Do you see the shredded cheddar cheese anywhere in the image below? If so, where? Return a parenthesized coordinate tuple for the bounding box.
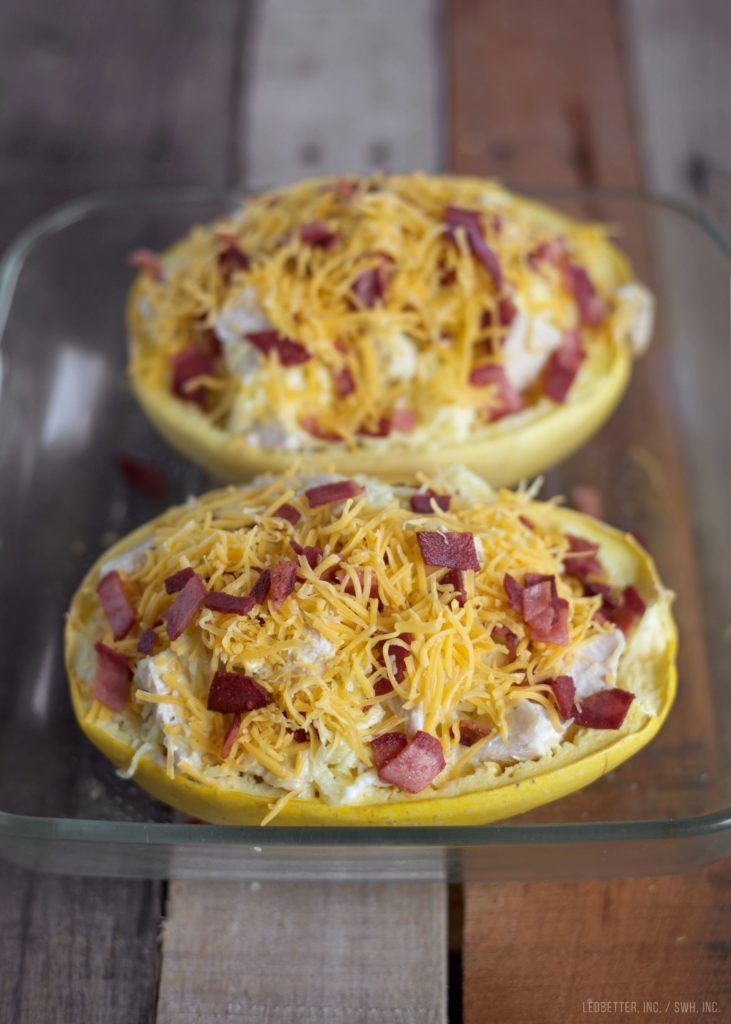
(70, 468, 623, 820)
(129, 174, 629, 449)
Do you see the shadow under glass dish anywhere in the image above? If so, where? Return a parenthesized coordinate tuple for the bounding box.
(0, 187, 729, 880)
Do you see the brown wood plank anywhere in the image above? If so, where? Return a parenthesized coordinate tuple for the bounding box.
(155, 880, 447, 1024)
(447, 1, 730, 1021)
(463, 860, 731, 1024)
(0, 2, 250, 1021)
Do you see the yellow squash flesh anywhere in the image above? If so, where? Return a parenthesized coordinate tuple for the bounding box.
(65, 505, 676, 827)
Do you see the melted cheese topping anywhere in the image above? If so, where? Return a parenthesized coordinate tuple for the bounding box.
(72, 467, 625, 816)
(129, 174, 639, 450)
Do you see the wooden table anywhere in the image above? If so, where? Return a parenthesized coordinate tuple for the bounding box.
(1, 2, 730, 1021)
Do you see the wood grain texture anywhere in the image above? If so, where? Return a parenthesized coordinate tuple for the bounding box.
(242, 0, 442, 190)
(155, 881, 447, 1024)
(464, 862, 731, 1024)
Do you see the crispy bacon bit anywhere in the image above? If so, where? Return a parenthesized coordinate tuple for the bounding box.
(459, 720, 491, 747)
(481, 296, 517, 329)
(468, 364, 524, 420)
(207, 671, 272, 714)
(92, 642, 131, 711)
(337, 568, 379, 601)
(528, 236, 568, 269)
(249, 569, 272, 607)
(292, 728, 309, 743)
(371, 732, 409, 770)
(97, 571, 136, 640)
(305, 479, 364, 507)
(269, 560, 298, 610)
(299, 415, 342, 442)
(491, 624, 519, 660)
(417, 532, 479, 571)
(274, 502, 301, 525)
(171, 345, 216, 407)
(563, 533, 602, 580)
(290, 540, 325, 571)
(544, 329, 585, 403)
(128, 249, 163, 281)
(333, 367, 356, 397)
(380, 633, 413, 684)
(571, 484, 604, 520)
(444, 206, 503, 289)
(357, 416, 391, 438)
(165, 568, 197, 594)
(441, 568, 466, 606)
(164, 574, 207, 641)
(519, 515, 534, 531)
(137, 628, 156, 655)
(199, 328, 223, 359)
(390, 408, 417, 432)
(504, 573, 569, 645)
(117, 455, 165, 496)
(300, 220, 339, 250)
(351, 258, 391, 308)
(545, 676, 576, 721)
(217, 238, 250, 280)
(246, 330, 311, 366)
(373, 679, 393, 697)
(221, 714, 242, 758)
(564, 263, 606, 326)
(377, 731, 446, 793)
(573, 688, 634, 729)
(204, 592, 252, 615)
(410, 490, 451, 514)
(607, 586, 646, 636)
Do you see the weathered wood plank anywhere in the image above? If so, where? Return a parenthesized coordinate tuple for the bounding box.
(242, 0, 442, 190)
(155, 881, 447, 1024)
(464, 861, 731, 1024)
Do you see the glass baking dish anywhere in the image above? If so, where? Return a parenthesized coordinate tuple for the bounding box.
(1, 187, 730, 881)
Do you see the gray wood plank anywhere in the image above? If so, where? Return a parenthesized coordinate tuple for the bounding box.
(156, 881, 447, 1024)
(241, 0, 442, 190)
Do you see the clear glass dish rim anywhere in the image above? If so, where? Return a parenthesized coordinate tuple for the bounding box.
(1, 183, 729, 849)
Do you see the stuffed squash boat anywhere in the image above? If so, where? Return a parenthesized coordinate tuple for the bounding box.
(128, 174, 654, 485)
(65, 467, 676, 826)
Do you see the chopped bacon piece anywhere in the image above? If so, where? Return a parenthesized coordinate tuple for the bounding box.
(246, 330, 311, 366)
(299, 415, 342, 442)
(410, 490, 451, 514)
(273, 502, 301, 525)
(571, 484, 604, 520)
(92, 642, 131, 711)
(164, 574, 207, 641)
(291, 728, 309, 743)
(564, 263, 606, 326)
(249, 569, 272, 607)
(337, 568, 379, 601)
(380, 633, 413, 684)
(480, 296, 517, 329)
(305, 479, 364, 507)
(544, 675, 576, 721)
(351, 258, 391, 308)
(468, 364, 524, 420)
(377, 731, 446, 793)
(207, 671, 272, 713)
(357, 416, 391, 438)
(491, 624, 519, 660)
(373, 679, 393, 697)
(417, 531, 479, 571)
(519, 515, 535, 531)
(503, 574, 524, 612)
(606, 585, 646, 636)
(528, 237, 568, 269)
(117, 455, 165, 496)
(441, 568, 466, 606)
(137, 628, 156, 655)
(573, 688, 634, 729)
(459, 720, 491, 747)
(165, 568, 197, 594)
(128, 248, 163, 281)
(290, 540, 325, 571)
(334, 178, 359, 200)
(563, 533, 602, 580)
(371, 732, 409, 770)
(444, 206, 503, 289)
(96, 571, 136, 640)
(199, 328, 223, 359)
(333, 366, 356, 397)
(221, 714, 242, 758)
(544, 329, 585, 403)
(269, 560, 298, 610)
(522, 574, 569, 645)
(217, 241, 250, 280)
(390, 408, 417, 432)
(171, 345, 216, 407)
(300, 220, 339, 250)
(204, 592, 253, 615)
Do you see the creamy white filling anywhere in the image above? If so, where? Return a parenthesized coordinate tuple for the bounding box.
(216, 288, 270, 377)
(134, 651, 201, 770)
(502, 310, 562, 392)
(374, 330, 418, 381)
(99, 538, 153, 578)
(614, 282, 655, 355)
(473, 701, 565, 763)
(569, 628, 625, 699)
